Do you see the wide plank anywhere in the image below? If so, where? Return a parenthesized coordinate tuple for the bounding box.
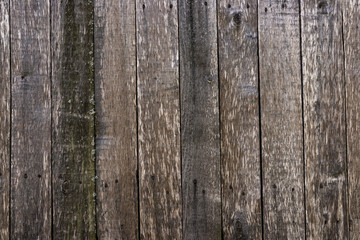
(136, 0, 182, 239)
(51, 0, 96, 238)
(10, 0, 51, 238)
(258, 0, 305, 238)
(218, 0, 262, 239)
(301, 0, 348, 239)
(179, 0, 221, 239)
(94, 0, 138, 238)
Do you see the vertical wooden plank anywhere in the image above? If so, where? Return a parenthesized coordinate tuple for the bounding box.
(94, 0, 138, 239)
(10, 0, 51, 238)
(301, 1, 348, 239)
(344, 0, 360, 237)
(0, 0, 10, 238)
(136, 0, 182, 239)
(218, 0, 262, 239)
(179, 0, 221, 239)
(51, 0, 96, 238)
(258, 0, 305, 239)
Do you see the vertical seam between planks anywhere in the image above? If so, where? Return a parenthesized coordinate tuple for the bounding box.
(298, 0, 307, 239)
(92, 0, 98, 238)
(215, 0, 223, 238)
(134, 0, 141, 239)
(340, 6, 350, 236)
(176, 0, 182, 237)
(8, 0, 11, 238)
(256, 1, 264, 239)
(49, 0, 53, 238)
(177, 0, 184, 237)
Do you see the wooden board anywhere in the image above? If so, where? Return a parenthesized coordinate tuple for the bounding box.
(94, 0, 138, 239)
(0, 0, 10, 238)
(344, 1, 360, 237)
(179, 0, 221, 239)
(10, 0, 51, 238)
(218, 0, 262, 239)
(258, 0, 305, 238)
(301, 1, 348, 239)
(51, 0, 96, 238)
(136, 0, 182, 239)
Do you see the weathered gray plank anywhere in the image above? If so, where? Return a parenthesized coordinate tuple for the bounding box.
(218, 0, 262, 239)
(344, 1, 360, 237)
(10, 0, 51, 238)
(258, 0, 305, 238)
(301, 1, 348, 239)
(0, 0, 10, 238)
(94, 0, 138, 239)
(136, 0, 182, 239)
(51, 0, 96, 238)
(179, 0, 221, 239)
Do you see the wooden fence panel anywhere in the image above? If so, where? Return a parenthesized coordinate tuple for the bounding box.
(94, 0, 138, 239)
(51, 0, 96, 238)
(10, 0, 51, 238)
(179, 0, 221, 239)
(0, 0, 10, 238)
(258, 0, 305, 239)
(301, 1, 348, 239)
(344, 0, 360, 237)
(218, 0, 262, 239)
(136, 0, 182, 239)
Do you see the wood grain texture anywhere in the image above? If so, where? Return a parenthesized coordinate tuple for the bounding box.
(10, 0, 51, 238)
(344, 1, 360, 237)
(258, 0, 305, 239)
(0, 0, 10, 238)
(94, 0, 138, 239)
(51, 0, 96, 238)
(136, 0, 182, 239)
(301, 0, 348, 239)
(218, 0, 262, 239)
(179, 0, 221, 239)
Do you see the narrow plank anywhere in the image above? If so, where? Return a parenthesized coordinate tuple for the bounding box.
(301, 1, 348, 239)
(344, 0, 360, 237)
(51, 0, 96, 238)
(258, 0, 305, 238)
(94, 0, 138, 239)
(136, 0, 182, 239)
(218, 0, 262, 239)
(0, 0, 10, 238)
(179, 0, 221, 239)
(10, 0, 51, 238)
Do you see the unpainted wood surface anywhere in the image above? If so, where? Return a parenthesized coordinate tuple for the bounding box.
(94, 0, 138, 239)
(218, 0, 262, 239)
(51, 0, 96, 238)
(258, 0, 305, 239)
(10, 0, 51, 238)
(344, 0, 360, 237)
(136, 0, 182, 239)
(0, 0, 10, 239)
(179, 0, 221, 239)
(301, 1, 349, 239)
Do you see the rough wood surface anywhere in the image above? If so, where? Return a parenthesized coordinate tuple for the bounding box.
(10, 0, 51, 238)
(51, 0, 96, 238)
(218, 0, 262, 239)
(344, 1, 360, 237)
(301, 1, 348, 239)
(136, 0, 182, 239)
(258, 0, 305, 239)
(0, 0, 10, 238)
(94, 0, 138, 239)
(179, 0, 221, 239)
